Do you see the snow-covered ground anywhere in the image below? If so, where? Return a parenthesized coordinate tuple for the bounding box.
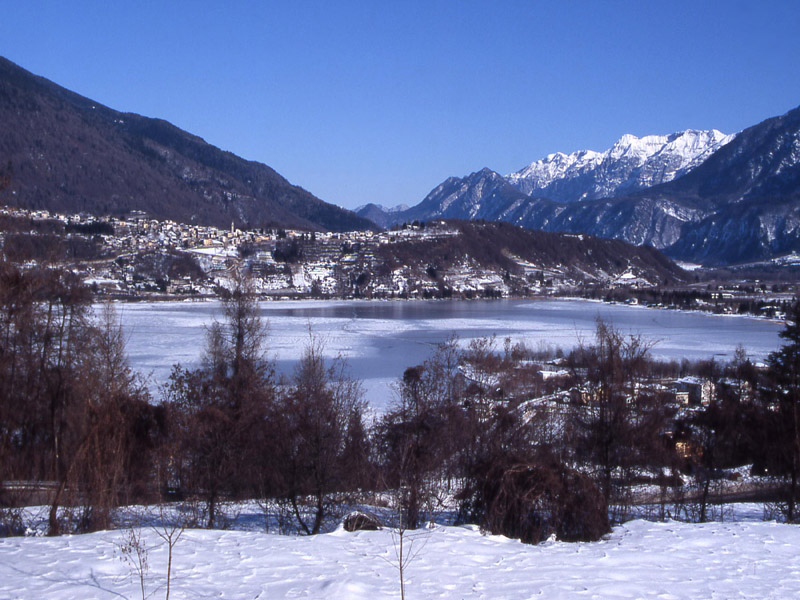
(2, 513, 799, 599)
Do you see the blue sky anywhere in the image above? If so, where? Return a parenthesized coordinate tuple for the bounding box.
(2, 1, 799, 210)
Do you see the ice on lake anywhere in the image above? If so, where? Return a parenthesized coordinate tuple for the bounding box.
(116, 299, 784, 411)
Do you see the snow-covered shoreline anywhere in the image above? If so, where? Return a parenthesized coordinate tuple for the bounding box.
(109, 292, 788, 323)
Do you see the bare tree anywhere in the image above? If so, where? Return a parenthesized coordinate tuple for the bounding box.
(376, 338, 465, 530)
(0, 263, 159, 535)
(275, 336, 366, 534)
(380, 486, 431, 600)
(117, 503, 186, 600)
(153, 504, 185, 600)
(569, 318, 666, 521)
(118, 525, 150, 600)
(74, 302, 153, 531)
(168, 267, 275, 527)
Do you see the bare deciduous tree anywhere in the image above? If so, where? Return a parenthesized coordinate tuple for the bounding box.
(275, 336, 367, 534)
(168, 268, 275, 527)
(569, 318, 668, 521)
(376, 338, 465, 530)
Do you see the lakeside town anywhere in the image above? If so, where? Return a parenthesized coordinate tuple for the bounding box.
(1, 204, 796, 321)
(0, 204, 635, 297)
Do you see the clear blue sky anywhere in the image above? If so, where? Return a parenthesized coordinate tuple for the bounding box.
(2, 1, 799, 210)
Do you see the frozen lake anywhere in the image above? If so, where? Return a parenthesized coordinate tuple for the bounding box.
(116, 298, 784, 411)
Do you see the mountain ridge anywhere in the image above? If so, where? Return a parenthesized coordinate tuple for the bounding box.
(360, 106, 800, 265)
(506, 129, 734, 203)
(0, 56, 373, 233)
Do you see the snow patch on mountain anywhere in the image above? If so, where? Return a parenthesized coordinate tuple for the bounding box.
(507, 130, 735, 203)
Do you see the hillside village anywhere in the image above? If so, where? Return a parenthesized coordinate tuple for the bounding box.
(0, 205, 675, 300)
(1, 205, 797, 320)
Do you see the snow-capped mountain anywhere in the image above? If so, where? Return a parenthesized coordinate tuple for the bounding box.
(363, 129, 734, 229)
(510, 106, 800, 265)
(506, 130, 734, 203)
(394, 168, 531, 225)
(361, 106, 800, 266)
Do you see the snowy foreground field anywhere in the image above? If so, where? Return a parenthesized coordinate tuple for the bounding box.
(2, 512, 800, 599)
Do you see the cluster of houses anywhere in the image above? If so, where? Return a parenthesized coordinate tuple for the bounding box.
(0, 205, 378, 296)
(1, 206, 577, 298)
(460, 354, 750, 465)
(2, 205, 795, 311)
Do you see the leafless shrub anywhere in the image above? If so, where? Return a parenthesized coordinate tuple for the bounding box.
(476, 455, 609, 544)
(117, 525, 150, 600)
(116, 503, 186, 600)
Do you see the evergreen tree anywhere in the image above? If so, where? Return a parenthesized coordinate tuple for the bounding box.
(765, 301, 800, 521)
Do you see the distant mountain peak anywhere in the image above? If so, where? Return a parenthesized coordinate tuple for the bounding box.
(507, 129, 735, 203)
(354, 202, 408, 214)
(358, 106, 800, 268)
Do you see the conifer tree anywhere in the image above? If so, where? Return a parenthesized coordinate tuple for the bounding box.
(766, 302, 800, 521)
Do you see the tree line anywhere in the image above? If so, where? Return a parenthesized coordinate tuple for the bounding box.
(1, 260, 800, 544)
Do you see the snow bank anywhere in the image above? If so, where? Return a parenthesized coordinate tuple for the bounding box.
(2, 518, 799, 599)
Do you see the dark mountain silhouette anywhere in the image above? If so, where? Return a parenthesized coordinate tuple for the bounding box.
(0, 56, 373, 232)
